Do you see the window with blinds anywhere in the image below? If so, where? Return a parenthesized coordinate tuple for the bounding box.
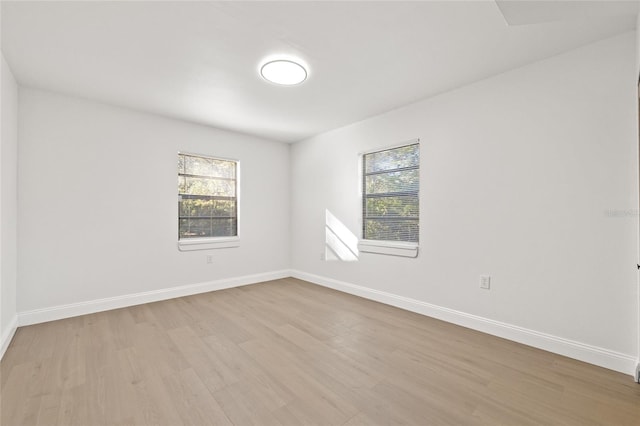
(362, 143, 419, 243)
(178, 153, 238, 240)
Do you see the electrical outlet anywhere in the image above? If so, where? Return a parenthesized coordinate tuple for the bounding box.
(479, 275, 491, 290)
(206, 255, 213, 264)
(320, 252, 326, 261)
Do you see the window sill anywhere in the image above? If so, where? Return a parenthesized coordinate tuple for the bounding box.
(178, 237, 240, 251)
(358, 240, 419, 258)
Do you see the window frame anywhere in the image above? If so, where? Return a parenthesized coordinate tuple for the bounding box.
(358, 139, 420, 258)
(177, 151, 241, 251)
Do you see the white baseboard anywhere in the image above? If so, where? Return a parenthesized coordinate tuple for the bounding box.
(1, 314, 18, 360)
(17, 270, 291, 327)
(290, 270, 638, 377)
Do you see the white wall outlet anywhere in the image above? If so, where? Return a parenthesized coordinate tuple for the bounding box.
(206, 255, 213, 264)
(480, 275, 491, 290)
(320, 252, 326, 261)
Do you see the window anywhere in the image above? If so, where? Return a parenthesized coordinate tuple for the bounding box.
(362, 142, 419, 245)
(178, 153, 238, 249)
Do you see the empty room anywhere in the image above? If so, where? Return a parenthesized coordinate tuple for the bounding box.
(1, 1, 640, 425)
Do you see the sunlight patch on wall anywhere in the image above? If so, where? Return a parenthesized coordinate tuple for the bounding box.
(325, 209, 359, 262)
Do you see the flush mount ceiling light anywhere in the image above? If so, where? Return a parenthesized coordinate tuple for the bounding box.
(260, 59, 307, 86)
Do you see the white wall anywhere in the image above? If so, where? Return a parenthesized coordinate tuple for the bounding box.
(17, 88, 290, 317)
(1, 52, 18, 355)
(291, 32, 639, 373)
(636, 14, 640, 76)
(636, 16, 640, 374)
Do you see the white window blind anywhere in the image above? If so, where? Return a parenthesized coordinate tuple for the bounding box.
(178, 153, 238, 240)
(362, 143, 419, 243)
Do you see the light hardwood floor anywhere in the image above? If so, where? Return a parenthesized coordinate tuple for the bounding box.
(1, 278, 639, 425)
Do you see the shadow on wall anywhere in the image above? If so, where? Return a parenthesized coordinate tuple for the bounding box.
(325, 209, 359, 262)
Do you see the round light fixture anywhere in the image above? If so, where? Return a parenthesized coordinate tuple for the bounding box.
(260, 59, 307, 86)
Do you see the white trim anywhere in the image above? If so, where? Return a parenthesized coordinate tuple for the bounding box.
(358, 240, 419, 258)
(17, 270, 290, 326)
(178, 150, 239, 164)
(290, 270, 638, 377)
(178, 237, 240, 251)
(358, 138, 420, 156)
(0, 315, 18, 360)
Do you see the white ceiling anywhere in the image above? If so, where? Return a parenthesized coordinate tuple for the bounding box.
(496, 0, 639, 25)
(1, 1, 637, 143)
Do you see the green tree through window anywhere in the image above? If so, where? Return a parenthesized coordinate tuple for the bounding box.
(178, 153, 238, 239)
(363, 143, 419, 242)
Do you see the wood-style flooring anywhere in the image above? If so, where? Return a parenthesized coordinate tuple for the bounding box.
(1, 278, 639, 425)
